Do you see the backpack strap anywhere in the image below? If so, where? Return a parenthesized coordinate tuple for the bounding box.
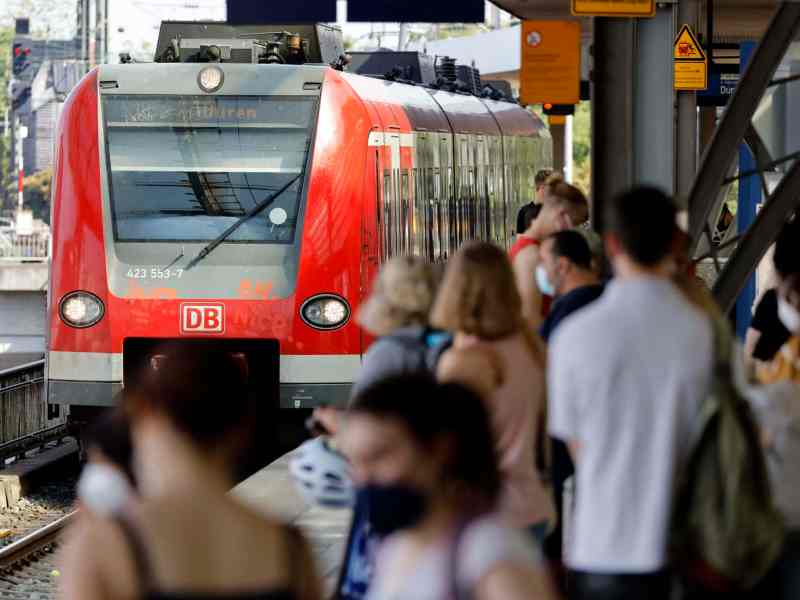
(114, 514, 156, 596)
(447, 519, 474, 600)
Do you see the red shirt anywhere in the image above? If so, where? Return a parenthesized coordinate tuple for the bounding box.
(508, 236, 552, 316)
(509, 235, 540, 261)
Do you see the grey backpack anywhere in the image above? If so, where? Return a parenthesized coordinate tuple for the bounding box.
(670, 317, 785, 590)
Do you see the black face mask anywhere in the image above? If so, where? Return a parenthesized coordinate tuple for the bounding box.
(356, 483, 429, 537)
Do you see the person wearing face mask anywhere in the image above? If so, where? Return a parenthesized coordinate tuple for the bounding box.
(509, 175, 589, 326)
(59, 347, 321, 600)
(538, 230, 604, 343)
(76, 405, 137, 518)
(748, 218, 800, 371)
(759, 273, 800, 384)
(534, 230, 604, 576)
(341, 375, 557, 600)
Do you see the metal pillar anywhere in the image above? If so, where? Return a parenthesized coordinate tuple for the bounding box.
(591, 7, 676, 230)
(676, 0, 699, 204)
(688, 3, 800, 251)
(735, 42, 759, 338)
(591, 18, 635, 231)
(551, 122, 566, 174)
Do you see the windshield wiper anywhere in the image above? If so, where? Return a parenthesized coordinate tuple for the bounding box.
(185, 172, 302, 270)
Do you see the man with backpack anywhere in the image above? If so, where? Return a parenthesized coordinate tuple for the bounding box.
(547, 187, 713, 599)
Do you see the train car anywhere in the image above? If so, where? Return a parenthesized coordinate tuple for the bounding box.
(46, 23, 552, 431)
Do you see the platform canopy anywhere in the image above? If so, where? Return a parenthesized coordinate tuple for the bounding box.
(490, 0, 777, 42)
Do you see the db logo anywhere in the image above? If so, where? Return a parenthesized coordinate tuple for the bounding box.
(181, 303, 225, 334)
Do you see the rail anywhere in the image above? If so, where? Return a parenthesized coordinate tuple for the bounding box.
(0, 360, 63, 446)
(0, 424, 70, 465)
(0, 512, 76, 574)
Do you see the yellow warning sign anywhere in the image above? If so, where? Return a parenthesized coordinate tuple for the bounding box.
(673, 25, 706, 60)
(673, 24, 707, 91)
(571, 0, 654, 17)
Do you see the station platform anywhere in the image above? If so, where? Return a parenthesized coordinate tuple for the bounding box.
(232, 450, 351, 592)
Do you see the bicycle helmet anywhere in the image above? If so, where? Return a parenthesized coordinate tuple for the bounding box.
(289, 437, 354, 509)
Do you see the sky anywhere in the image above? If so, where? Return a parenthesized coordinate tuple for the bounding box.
(1, 1, 510, 61)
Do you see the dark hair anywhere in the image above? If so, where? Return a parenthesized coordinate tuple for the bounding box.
(605, 186, 676, 266)
(516, 202, 542, 234)
(125, 345, 253, 448)
(548, 229, 593, 270)
(84, 405, 135, 485)
(351, 374, 501, 511)
(774, 217, 800, 278)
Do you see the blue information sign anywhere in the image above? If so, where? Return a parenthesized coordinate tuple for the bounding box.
(698, 62, 739, 107)
(227, 0, 337, 24)
(347, 0, 485, 22)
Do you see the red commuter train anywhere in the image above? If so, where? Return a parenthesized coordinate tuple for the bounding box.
(46, 23, 552, 427)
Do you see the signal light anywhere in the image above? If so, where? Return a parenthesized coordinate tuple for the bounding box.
(12, 43, 31, 76)
(542, 103, 575, 116)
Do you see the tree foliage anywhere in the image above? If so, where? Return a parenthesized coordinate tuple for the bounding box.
(572, 101, 591, 195)
(0, 26, 12, 207)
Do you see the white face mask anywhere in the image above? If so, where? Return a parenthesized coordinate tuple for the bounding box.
(77, 463, 133, 517)
(778, 297, 800, 334)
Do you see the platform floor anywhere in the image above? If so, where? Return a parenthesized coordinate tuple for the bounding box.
(232, 451, 351, 592)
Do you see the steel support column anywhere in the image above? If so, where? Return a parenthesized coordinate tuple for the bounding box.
(592, 8, 675, 230)
(676, 0, 700, 203)
(688, 3, 800, 251)
(591, 18, 635, 231)
(551, 122, 566, 173)
(714, 158, 800, 312)
(634, 8, 675, 193)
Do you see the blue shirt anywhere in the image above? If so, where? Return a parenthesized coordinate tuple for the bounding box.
(540, 284, 605, 342)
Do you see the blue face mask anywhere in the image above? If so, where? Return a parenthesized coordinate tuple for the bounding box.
(355, 483, 428, 536)
(535, 265, 555, 296)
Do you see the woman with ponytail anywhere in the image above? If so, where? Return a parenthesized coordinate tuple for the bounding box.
(430, 241, 554, 543)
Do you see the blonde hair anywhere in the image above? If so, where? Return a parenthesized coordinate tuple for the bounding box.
(431, 242, 523, 340)
(543, 174, 589, 226)
(357, 256, 438, 337)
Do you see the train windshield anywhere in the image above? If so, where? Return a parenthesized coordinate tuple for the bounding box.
(103, 95, 316, 244)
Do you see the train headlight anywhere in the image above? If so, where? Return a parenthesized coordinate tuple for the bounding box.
(59, 291, 104, 328)
(301, 295, 350, 330)
(197, 66, 224, 93)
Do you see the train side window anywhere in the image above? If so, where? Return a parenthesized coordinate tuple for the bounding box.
(383, 172, 392, 260)
(401, 170, 410, 255)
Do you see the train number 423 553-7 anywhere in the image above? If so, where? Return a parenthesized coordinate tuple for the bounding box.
(127, 267, 184, 280)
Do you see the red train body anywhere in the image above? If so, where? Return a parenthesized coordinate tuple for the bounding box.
(46, 57, 551, 414)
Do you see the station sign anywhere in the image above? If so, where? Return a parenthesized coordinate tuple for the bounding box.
(698, 62, 739, 107)
(520, 21, 581, 106)
(673, 24, 707, 91)
(571, 0, 654, 17)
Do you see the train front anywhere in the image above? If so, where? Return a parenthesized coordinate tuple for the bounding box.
(47, 58, 367, 436)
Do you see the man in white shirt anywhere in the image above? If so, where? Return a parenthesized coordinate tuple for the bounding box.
(548, 186, 712, 600)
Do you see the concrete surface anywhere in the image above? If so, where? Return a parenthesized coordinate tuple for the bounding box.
(0, 263, 48, 292)
(232, 451, 351, 592)
(0, 440, 79, 509)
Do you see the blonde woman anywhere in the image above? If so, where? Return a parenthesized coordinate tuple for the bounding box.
(431, 241, 555, 543)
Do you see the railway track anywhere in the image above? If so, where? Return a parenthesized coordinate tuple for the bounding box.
(0, 512, 75, 574)
(0, 512, 75, 598)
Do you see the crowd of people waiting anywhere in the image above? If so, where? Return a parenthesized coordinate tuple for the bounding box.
(58, 174, 800, 600)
